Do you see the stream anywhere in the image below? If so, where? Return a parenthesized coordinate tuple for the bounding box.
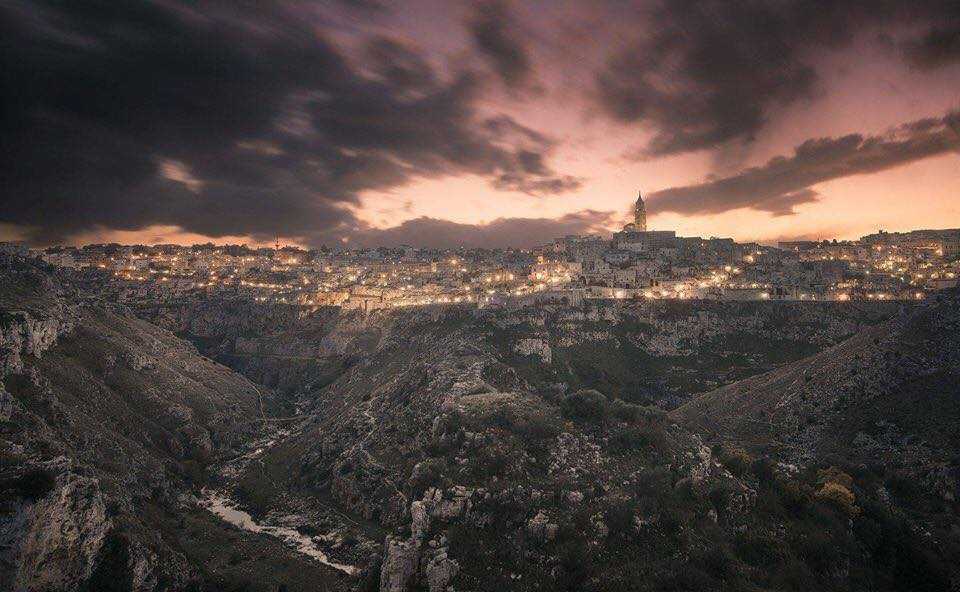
(199, 489, 359, 576)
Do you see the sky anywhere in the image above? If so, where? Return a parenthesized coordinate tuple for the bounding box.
(2, 0, 959, 249)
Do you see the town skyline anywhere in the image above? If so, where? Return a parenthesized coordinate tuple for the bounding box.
(14, 209, 960, 251)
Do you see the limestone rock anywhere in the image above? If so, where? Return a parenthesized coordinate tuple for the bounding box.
(424, 550, 459, 592)
(514, 337, 552, 364)
(526, 510, 558, 542)
(14, 474, 112, 592)
(0, 383, 14, 421)
(380, 536, 419, 592)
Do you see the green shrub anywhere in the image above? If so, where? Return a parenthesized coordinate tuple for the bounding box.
(885, 470, 922, 504)
(604, 498, 638, 539)
(557, 540, 595, 591)
(814, 466, 858, 516)
(717, 445, 752, 477)
(791, 530, 841, 575)
(697, 545, 736, 580)
(609, 398, 641, 422)
(777, 479, 809, 515)
(609, 398, 666, 424)
(484, 407, 514, 430)
(560, 389, 608, 422)
(751, 458, 776, 485)
(815, 481, 858, 516)
(816, 466, 853, 488)
(473, 443, 513, 479)
(407, 458, 448, 499)
(640, 405, 668, 423)
(513, 414, 561, 442)
(655, 563, 717, 591)
(708, 485, 731, 517)
(608, 425, 665, 455)
(735, 532, 786, 567)
(891, 536, 952, 592)
(228, 550, 244, 565)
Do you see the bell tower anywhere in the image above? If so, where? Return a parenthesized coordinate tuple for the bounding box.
(634, 191, 647, 231)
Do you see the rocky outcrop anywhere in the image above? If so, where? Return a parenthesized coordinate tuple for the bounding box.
(423, 547, 459, 592)
(0, 257, 275, 591)
(513, 338, 551, 364)
(1, 310, 77, 376)
(0, 384, 14, 421)
(379, 487, 469, 592)
(379, 538, 419, 592)
(526, 510, 558, 542)
(8, 473, 111, 592)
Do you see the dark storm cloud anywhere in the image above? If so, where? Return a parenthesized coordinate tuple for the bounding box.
(468, 1, 532, 89)
(647, 111, 960, 216)
(0, 1, 576, 245)
(905, 25, 960, 69)
(337, 0, 388, 11)
(597, 0, 960, 158)
(335, 210, 615, 249)
(365, 36, 437, 91)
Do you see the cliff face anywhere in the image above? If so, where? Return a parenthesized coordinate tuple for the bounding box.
(0, 256, 78, 378)
(140, 296, 900, 409)
(482, 299, 900, 407)
(138, 298, 362, 394)
(4, 473, 111, 592)
(0, 310, 76, 376)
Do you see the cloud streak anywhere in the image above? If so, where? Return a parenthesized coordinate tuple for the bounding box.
(1, 0, 958, 247)
(328, 210, 615, 249)
(647, 111, 960, 216)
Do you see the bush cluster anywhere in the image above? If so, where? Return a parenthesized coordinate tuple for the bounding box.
(561, 390, 666, 427)
(714, 444, 752, 477)
(560, 389, 608, 422)
(815, 467, 858, 516)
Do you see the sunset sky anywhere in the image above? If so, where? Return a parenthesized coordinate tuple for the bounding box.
(2, 1, 959, 248)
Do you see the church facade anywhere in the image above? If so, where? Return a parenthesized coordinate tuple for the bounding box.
(613, 191, 676, 254)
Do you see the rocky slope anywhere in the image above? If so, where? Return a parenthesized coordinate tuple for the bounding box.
(219, 300, 955, 591)
(141, 297, 899, 409)
(482, 300, 900, 407)
(139, 298, 365, 397)
(675, 287, 960, 504)
(5, 256, 955, 591)
(214, 307, 743, 590)
(0, 256, 350, 591)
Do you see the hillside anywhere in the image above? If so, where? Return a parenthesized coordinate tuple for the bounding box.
(139, 296, 899, 409)
(0, 256, 350, 591)
(4, 255, 957, 591)
(675, 289, 960, 479)
(216, 302, 957, 591)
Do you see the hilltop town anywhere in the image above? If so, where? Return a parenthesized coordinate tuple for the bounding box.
(8, 194, 958, 312)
